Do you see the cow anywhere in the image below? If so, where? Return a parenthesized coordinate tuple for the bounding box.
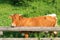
(9, 14, 57, 38)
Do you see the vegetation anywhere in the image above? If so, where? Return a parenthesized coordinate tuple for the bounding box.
(0, 0, 60, 38)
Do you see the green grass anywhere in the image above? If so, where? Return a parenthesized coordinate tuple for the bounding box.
(0, 0, 59, 26)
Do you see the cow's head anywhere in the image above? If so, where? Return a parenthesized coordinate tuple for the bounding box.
(9, 14, 23, 27)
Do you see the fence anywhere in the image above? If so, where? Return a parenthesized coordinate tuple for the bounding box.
(0, 27, 60, 40)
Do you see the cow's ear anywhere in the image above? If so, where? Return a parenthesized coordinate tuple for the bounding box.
(19, 14, 23, 16)
(19, 16, 23, 20)
(9, 15, 12, 18)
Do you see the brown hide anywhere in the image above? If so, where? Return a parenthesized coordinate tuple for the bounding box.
(10, 14, 56, 27)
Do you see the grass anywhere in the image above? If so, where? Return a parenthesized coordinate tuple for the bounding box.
(0, 0, 60, 38)
(0, 0, 59, 26)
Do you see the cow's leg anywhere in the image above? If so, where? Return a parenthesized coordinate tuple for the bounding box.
(24, 33, 29, 38)
(21, 31, 29, 38)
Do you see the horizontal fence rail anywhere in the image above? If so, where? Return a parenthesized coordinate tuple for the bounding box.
(0, 27, 59, 31)
(0, 38, 60, 40)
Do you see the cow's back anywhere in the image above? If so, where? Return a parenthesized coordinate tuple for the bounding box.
(37, 16, 56, 27)
(18, 16, 56, 27)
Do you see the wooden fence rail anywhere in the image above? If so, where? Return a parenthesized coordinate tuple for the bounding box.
(0, 27, 60, 31)
(0, 27, 60, 40)
(0, 38, 60, 40)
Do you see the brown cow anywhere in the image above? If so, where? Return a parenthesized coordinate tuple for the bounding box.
(9, 14, 57, 38)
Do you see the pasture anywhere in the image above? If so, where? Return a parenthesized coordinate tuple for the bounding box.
(0, 0, 60, 38)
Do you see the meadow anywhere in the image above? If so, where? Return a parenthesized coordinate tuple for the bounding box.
(0, 0, 60, 38)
